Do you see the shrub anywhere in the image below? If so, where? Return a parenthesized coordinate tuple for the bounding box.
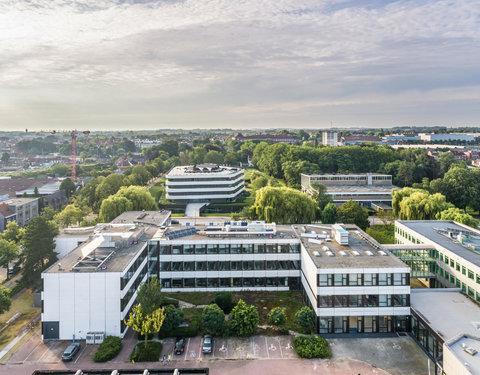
(136, 332, 154, 341)
(214, 292, 235, 314)
(93, 336, 122, 362)
(230, 299, 259, 336)
(202, 304, 225, 334)
(294, 307, 316, 334)
(158, 325, 198, 339)
(268, 307, 286, 326)
(162, 305, 184, 332)
(130, 341, 163, 362)
(160, 297, 179, 308)
(294, 335, 331, 359)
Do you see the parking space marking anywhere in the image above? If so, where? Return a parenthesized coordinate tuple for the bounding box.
(74, 344, 87, 364)
(23, 338, 43, 363)
(277, 337, 283, 358)
(37, 341, 57, 363)
(184, 338, 190, 361)
(265, 337, 269, 358)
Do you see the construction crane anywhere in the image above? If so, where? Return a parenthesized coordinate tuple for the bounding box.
(48, 129, 91, 182)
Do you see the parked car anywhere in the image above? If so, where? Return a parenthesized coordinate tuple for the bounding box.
(61, 342, 81, 361)
(174, 337, 186, 354)
(202, 334, 213, 354)
(7, 265, 20, 275)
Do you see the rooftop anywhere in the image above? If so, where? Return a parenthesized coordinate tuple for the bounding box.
(410, 289, 480, 341)
(16, 180, 62, 196)
(294, 224, 408, 269)
(44, 223, 158, 273)
(110, 210, 171, 227)
(445, 334, 480, 375)
(3, 197, 38, 205)
(326, 185, 395, 194)
(167, 165, 243, 177)
(397, 220, 480, 267)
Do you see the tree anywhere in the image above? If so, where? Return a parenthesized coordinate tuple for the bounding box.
(251, 176, 268, 190)
(251, 187, 317, 224)
(438, 152, 458, 175)
(2, 222, 23, 243)
(202, 304, 225, 334)
(99, 196, 133, 222)
(229, 299, 259, 336)
(321, 203, 337, 224)
(1, 152, 10, 164)
(337, 201, 370, 230)
(311, 183, 332, 210)
(54, 204, 84, 227)
(124, 304, 165, 348)
(60, 178, 76, 198)
(127, 165, 152, 185)
(0, 285, 11, 314)
(441, 167, 480, 210)
(437, 208, 479, 228)
(95, 174, 125, 207)
(114, 186, 158, 212)
(214, 291, 235, 314)
(162, 305, 184, 332)
(393, 188, 454, 220)
(294, 306, 316, 334)
(135, 276, 163, 315)
(21, 216, 59, 288)
(204, 150, 224, 165)
(268, 307, 286, 326)
(0, 239, 18, 279)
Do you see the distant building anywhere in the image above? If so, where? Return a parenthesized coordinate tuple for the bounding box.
(419, 133, 479, 142)
(166, 164, 245, 202)
(134, 139, 163, 149)
(15, 180, 67, 211)
(233, 133, 296, 144)
(301, 173, 396, 209)
(339, 135, 383, 145)
(0, 197, 39, 231)
(321, 131, 338, 147)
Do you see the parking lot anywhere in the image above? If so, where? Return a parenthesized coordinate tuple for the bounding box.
(160, 335, 297, 361)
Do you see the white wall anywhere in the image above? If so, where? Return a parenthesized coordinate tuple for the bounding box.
(54, 236, 89, 259)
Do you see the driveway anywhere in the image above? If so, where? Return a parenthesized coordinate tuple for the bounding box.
(185, 203, 207, 217)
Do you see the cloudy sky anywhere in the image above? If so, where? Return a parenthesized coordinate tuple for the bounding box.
(0, 0, 479, 130)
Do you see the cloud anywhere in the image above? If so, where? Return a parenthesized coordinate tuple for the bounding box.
(0, 0, 479, 129)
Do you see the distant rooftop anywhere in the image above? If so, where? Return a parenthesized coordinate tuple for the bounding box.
(167, 165, 243, 177)
(294, 224, 408, 269)
(110, 210, 171, 227)
(445, 334, 480, 375)
(411, 289, 480, 341)
(325, 185, 395, 194)
(16, 180, 62, 196)
(397, 220, 480, 267)
(3, 197, 38, 205)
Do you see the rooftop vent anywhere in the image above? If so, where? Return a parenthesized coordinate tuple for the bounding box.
(365, 251, 374, 256)
(464, 347, 478, 356)
(313, 251, 320, 257)
(352, 251, 360, 256)
(326, 251, 334, 257)
(339, 251, 348, 256)
(378, 250, 388, 256)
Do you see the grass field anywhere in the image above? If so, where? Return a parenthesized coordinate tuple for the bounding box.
(0, 289, 40, 350)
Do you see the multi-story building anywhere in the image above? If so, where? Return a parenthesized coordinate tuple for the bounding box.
(297, 224, 410, 335)
(419, 133, 479, 142)
(232, 133, 296, 144)
(395, 220, 480, 302)
(41, 211, 171, 340)
(301, 173, 396, 209)
(166, 164, 244, 203)
(0, 197, 39, 230)
(321, 131, 338, 147)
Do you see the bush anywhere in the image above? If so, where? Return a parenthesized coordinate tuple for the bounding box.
(93, 336, 122, 362)
(230, 299, 259, 336)
(158, 325, 198, 339)
(161, 305, 184, 332)
(136, 332, 154, 341)
(202, 304, 225, 334)
(294, 307, 316, 334)
(214, 292, 235, 314)
(268, 307, 286, 326)
(294, 335, 331, 359)
(130, 341, 163, 362)
(160, 297, 179, 308)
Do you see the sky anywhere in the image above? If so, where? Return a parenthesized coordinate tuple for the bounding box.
(0, 0, 479, 131)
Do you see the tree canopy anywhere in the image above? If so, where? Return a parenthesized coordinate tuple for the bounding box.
(336, 201, 369, 230)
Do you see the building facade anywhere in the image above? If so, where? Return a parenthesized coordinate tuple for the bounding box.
(166, 164, 244, 203)
(0, 197, 39, 230)
(321, 131, 338, 147)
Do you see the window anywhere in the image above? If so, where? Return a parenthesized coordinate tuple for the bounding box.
(207, 244, 217, 254)
(444, 256, 449, 265)
(349, 273, 361, 286)
(254, 244, 264, 254)
(219, 244, 229, 254)
(243, 244, 253, 254)
(254, 261, 264, 270)
(468, 270, 474, 280)
(231, 261, 242, 271)
(462, 266, 466, 275)
(172, 245, 182, 255)
(349, 295, 362, 307)
(171, 262, 183, 271)
(439, 254, 443, 262)
(243, 261, 254, 271)
(456, 262, 461, 271)
(207, 262, 218, 271)
(266, 261, 277, 270)
(334, 274, 347, 286)
(218, 262, 230, 271)
(450, 259, 454, 267)
(279, 244, 289, 253)
(378, 273, 392, 286)
(468, 287, 475, 298)
(364, 294, 378, 307)
(364, 273, 377, 286)
(184, 278, 195, 288)
(318, 274, 333, 286)
(334, 295, 348, 307)
(195, 261, 206, 271)
(266, 244, 277, 253)
(476, 274, 480, 284)
(379, 294, 391, 307)
(393, 294, 408, 307)
(318, 296, 333, 308)
(184, 245, 195, 255)
(231, 244, 242, 254)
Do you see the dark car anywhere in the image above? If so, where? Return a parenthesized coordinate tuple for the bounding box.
(174, 337, 186, 354)
(61, 342, 81, 361)
(201, 334, 213, 354)
(7, 265, 20, 275)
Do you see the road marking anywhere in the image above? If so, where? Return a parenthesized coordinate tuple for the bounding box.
(23, 337, 43, 363)
(74, 344, 87, 364)
(265, 337, 269, 359)
(184, 338, 190, 361)
(38, 341, 57, 363)
(251, 338, 255, 358)
(277, 337, 283, 358)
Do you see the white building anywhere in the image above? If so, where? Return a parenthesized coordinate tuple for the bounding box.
(395, 220, 480, 302)
(166, 164, 244, 203)
(134, 139, 163, 149)
(321, 131, 338, 147)
(297, 224, 410, 334)
(444, 335, 480, 375)
(419, 133, 479, 142)
(41, 211, 170, 340)
(301, 173, 395, 209)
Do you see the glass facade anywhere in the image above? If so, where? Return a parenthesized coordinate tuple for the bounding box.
(318, 315, 409, 334)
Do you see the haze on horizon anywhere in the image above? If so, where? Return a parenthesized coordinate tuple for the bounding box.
(0, 0, 479, 131)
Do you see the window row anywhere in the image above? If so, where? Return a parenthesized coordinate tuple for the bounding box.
(167, 185, 244, 196)
(157, 243, 300, 255)
(318, 273, 409, 287)
(318, 294, 409, 308)
(318, 315, 409, 334)
(159, 260, 300, 272)
(160, 277, 300, 289)
(121, 247, 147, 290)
(439, 253, 480, 284)
(121, 262, 147, 311)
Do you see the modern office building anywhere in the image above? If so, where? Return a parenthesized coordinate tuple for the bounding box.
(41, 211, 171, 340)
(166, 164, 244, 203)
(0, 197, 39, 231)
(395, 220, 480, 302)
(301, 173, 396, 209)
(410, 289, 480, 375)
(297, 224, 410, 335)
(419, 133, 479, 142)
(321, 131, 338, 147)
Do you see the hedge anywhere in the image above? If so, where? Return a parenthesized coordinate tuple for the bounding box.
(93, 336, 122, 362)
(130, 341, 163, 362)
(294, 335, 331, 359)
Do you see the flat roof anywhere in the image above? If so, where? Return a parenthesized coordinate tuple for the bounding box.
(445, 335, 480, 375)
(294, 224, 408, 269)
(167, 165, 243, 177)
(411, 289, 480, 341)
(326, 185, 395, 194)
(3, 197, 38, 205)
(397, 220, 480, 267)
(110, 210, 171, 227)
(16, 180, 62, 195)
(44, 224, 158, 274)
